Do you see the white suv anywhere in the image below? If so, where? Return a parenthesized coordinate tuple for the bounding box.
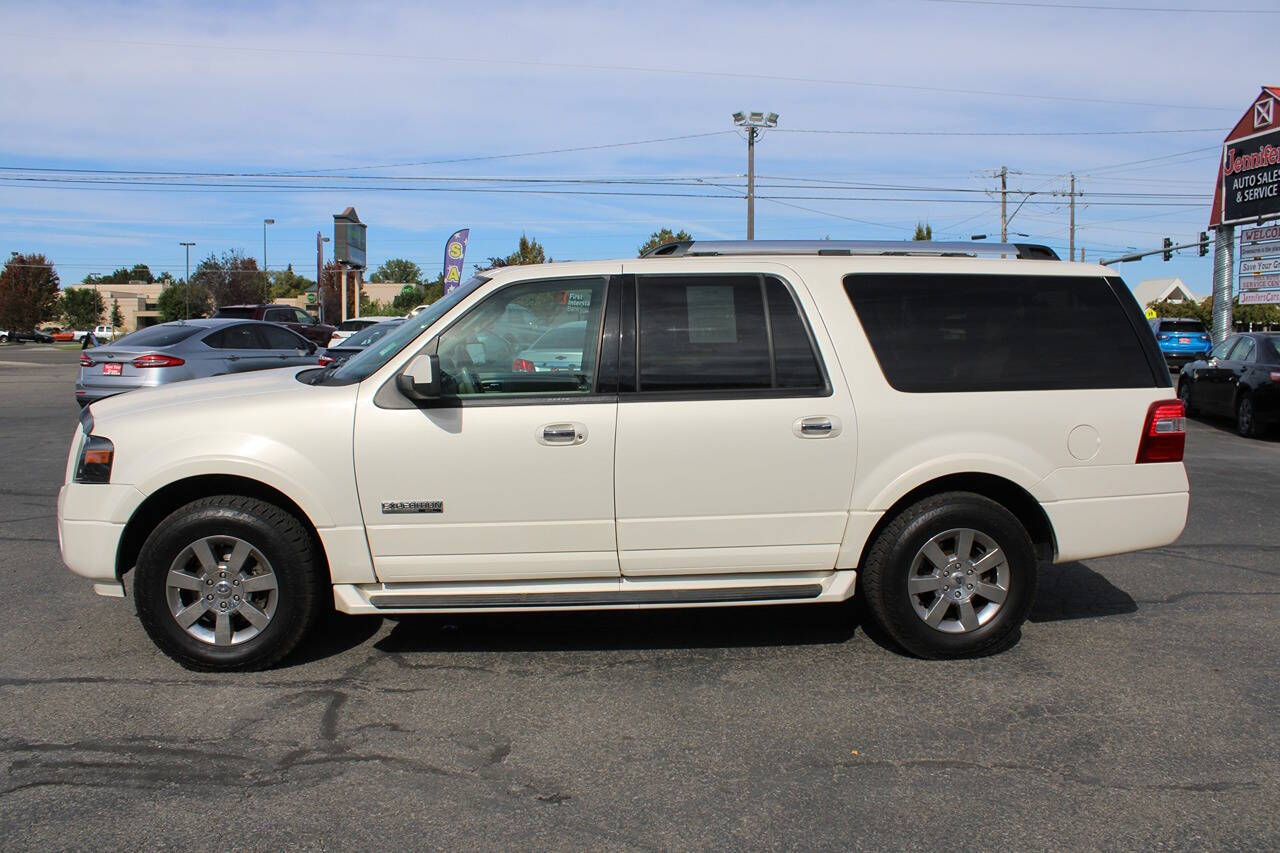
(58, 241, 1189, 670)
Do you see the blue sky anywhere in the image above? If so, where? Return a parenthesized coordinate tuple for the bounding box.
(0, 0, 1274, 294)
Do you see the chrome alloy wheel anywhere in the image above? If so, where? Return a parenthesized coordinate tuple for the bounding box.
(164, 535, 279, 646)
(907, 528, 1010, 634)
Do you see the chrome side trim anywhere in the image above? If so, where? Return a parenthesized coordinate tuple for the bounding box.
(368, 584, 824, 609)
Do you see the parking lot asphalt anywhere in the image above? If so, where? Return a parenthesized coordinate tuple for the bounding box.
(0, 347, 1276, 850)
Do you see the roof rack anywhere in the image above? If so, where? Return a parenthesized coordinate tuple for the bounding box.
(640, 240, 1060, 261)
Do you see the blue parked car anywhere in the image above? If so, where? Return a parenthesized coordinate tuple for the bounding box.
(1148, 317, 1212, 371)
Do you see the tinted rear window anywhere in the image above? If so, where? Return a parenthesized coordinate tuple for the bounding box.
(338, 319, 373, 331)
(112, 324, 204, 348)
(844, 273, 1157, 392)
(1158, 319, 1206, 332)
(213, 307, 255, 319)
(345, 322, 401, 348)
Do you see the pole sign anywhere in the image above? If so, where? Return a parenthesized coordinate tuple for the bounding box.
(442, 228, 470, 293)
(333, 207, 367, 270)
(1238, 224, 1280, 302)
(1211, 88, 1280, 228)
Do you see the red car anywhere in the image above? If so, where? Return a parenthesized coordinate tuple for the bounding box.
(212, 304, 336, 346)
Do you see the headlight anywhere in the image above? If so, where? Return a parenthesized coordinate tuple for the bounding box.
(75, 436, 114, 484)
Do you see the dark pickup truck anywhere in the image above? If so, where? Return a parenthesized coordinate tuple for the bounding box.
(213, 304, 336, 346)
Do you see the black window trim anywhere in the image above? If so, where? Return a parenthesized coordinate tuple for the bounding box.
(619, 271, 832, 402)
(374, 273, 620, 410)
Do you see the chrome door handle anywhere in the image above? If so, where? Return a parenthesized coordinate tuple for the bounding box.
(538, 423, 587, 446)
(794, 416, 842, 438)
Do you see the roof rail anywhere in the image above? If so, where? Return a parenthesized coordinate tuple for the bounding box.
(640, 240, 1060, 261)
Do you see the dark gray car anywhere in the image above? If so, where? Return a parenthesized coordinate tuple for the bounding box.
(75, 319, 317, 407)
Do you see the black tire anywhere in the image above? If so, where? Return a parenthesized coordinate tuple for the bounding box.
(1178, 378, 1197, 416)
(1237, 394, 1260, 439)
(134, 495, 325, 671)
(859, 492, 1037, 659)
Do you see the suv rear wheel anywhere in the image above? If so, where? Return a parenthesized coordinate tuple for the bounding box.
(859, 492, 1037, 658)
(134, 495, 324, 671)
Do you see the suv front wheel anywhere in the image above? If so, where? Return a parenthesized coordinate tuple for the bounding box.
(134, 495, 325, 671)
(860, 492, 1037, 658)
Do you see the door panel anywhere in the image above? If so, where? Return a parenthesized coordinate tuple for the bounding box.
(613, 269, 856, 576)
(353, 273, 619, 584)
(354, 402, 618, 582)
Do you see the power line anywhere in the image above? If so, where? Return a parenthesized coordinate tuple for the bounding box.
(2, 32, 1236, 113)
(919, 0, 1280, 12)
(775, 127, 1226, 137)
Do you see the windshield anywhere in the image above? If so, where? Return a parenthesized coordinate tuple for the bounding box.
(326, 276, 488, 383)
(1159, 319, 1205, 332)
(110, 324, 204, 348)
(344, 319, 403, 349)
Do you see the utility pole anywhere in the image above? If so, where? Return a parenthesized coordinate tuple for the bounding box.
(1068, 174, 1076, 262)
(1000, 166, 1008, 243)
(179, 241, 195, 321)
(732, 111, 778, 240)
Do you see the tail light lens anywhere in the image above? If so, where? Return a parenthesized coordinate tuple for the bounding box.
(131, 354, 185, 368)
(318, 355, 334, 366)
(1270, 371, 1280, 383)
(79, 353, 93, 367)
(1136, 400, 1186, 463)
(512, 358, 536, 372)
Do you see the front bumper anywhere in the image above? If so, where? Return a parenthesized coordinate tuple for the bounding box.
(57, 483, 146, 586)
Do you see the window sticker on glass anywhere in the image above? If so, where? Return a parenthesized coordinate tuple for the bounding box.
(687, 286, 738, 343)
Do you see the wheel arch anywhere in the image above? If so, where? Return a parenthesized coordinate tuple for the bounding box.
(854, 472, 1057, 569)
(116, 474, 330, 581)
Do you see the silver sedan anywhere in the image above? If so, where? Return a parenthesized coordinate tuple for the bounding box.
(75, 318, 318, 407)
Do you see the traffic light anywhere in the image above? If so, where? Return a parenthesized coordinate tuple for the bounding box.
(1162, 237, 1173, 261)
(1199, 231, 1209, 257)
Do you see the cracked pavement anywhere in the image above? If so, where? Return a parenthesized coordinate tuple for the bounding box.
(1, 349, 1277, 849)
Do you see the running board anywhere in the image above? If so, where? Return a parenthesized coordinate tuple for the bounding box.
(368, 584, 823, 610)
(333, 571, 857, 615)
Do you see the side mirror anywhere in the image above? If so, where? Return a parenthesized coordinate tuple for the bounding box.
(397, 354, 442, 400)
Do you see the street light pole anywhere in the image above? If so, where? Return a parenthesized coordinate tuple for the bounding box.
(263, 218, 275, 279)
(732, 111, 778, 240)
(179, 241, 195, 321)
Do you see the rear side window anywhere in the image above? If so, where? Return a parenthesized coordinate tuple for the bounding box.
(204, 324, 264, 350)
(1228, 337, 1256, 362)
(634, 274, 824, 393)
(844, 274, 1157, 392)
(113, 324, 204, 348)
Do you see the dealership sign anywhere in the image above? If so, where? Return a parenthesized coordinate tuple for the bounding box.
(1211, 87, 1280, 228)
(1239, 290, 1280, 304)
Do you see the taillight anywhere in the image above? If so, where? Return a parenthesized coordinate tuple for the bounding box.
(512, 358, 536, 372)
(1136, 400, 1186, 464)
(1270, 371, 1280, 383)
(318, 355, 334, 366)
(1159, 333, 1170, 340)
(79, 353, 93, 367)
(131, 354, 185, 368)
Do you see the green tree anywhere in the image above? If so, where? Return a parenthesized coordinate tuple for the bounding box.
(192, 250, 268, 307)
(637, 228, 693, 256)
(390, 278, 445, 314)
(269, 265, 315, 299)
(59, 287, 105, 329)
(157, 280, 212, 322)
(479, 234, 550, 270)
(84, 263, 155, 285)
(912, 222, 933, 241)
(110, 298, 124, 329)
(370, 258, 423, 284)
(0, 253, 60, 332)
